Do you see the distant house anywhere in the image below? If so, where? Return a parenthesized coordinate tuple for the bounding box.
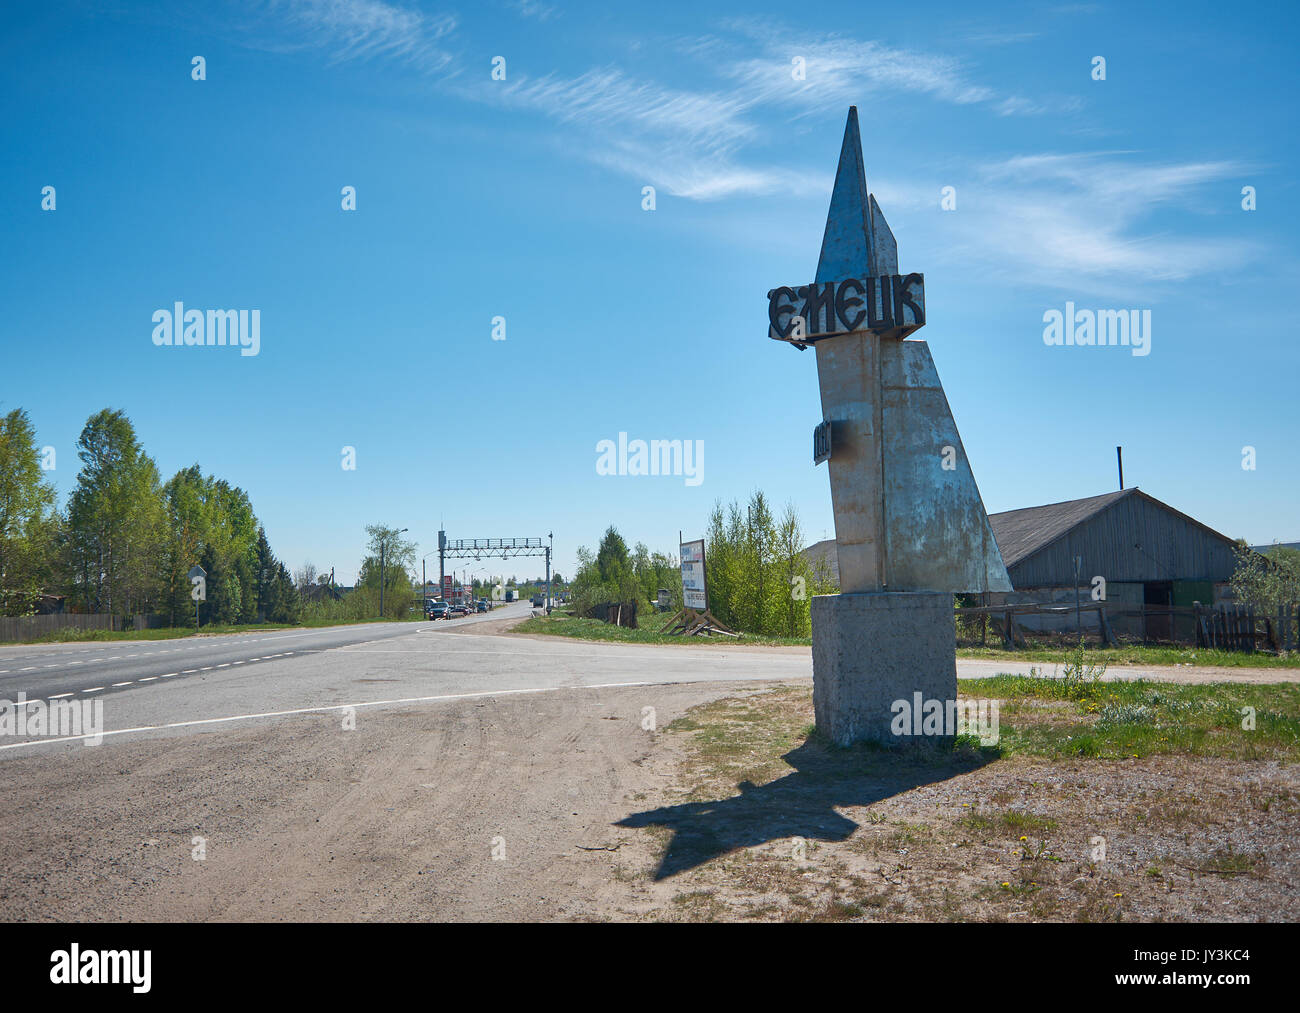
(33, 593, 65, 615)
(300, 583, 345, 604)
(803, 487, 1244, 639)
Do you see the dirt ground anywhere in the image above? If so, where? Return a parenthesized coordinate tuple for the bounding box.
(1, 678, 1295, 921)
(0, 683, 730, 921)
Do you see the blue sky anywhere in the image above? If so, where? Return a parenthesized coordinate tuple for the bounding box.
(3, 0, 1297, 583)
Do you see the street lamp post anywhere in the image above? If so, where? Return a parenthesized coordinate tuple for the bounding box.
(421, 550, 440, 608)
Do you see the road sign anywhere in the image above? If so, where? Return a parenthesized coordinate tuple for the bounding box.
(680, 539, 707, 611)
(187, 565, 206, 580)
(813, 419, 833, 465)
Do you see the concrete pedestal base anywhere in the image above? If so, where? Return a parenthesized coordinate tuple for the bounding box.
(811, 591, 956, 747)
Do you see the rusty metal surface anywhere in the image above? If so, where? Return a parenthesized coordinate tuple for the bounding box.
(776, 105, 1010, 594)
(815, 107, 897, 283)
(880, 340, 1011, 592)
(815, 329, 885, 592)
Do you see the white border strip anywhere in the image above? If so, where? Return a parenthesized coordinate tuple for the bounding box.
(0, 681, 651, 752)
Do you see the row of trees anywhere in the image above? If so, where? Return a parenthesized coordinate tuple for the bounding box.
(1230, 543, 1300, 611)
(0, 407, 299, 624)
(569, 527, 680, 617)
(567, 491, 835, 638)
(702, 491, 837, 637)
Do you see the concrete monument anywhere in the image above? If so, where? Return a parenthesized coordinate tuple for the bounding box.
(768, 107, 1011, 746)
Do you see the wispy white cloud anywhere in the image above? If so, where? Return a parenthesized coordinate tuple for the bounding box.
(496, 67, 754, 149)
(477, 26, 1083, 200)
(962, 31, 1041, 45)
(267, 0, 458, 70)
(721, 37, 996, 111)
(245, 4, 1259, 289)
(589, 137, 828, 201)
(508, 0, 558, 21)
(923, 153, 1260, 294)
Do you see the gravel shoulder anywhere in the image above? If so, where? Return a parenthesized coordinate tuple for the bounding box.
(0, 684, 725, 921)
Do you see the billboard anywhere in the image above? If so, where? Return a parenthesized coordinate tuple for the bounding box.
(680, 539, 707, 611)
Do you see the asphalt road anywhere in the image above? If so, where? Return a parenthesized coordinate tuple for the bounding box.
(0, 603, 809, 753)
(2, 607, 1292, 755)
(0, 604, 523, 705)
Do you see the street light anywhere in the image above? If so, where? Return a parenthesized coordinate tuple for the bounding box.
(379, 528, 408, 618)
(421, 550, 441, 607)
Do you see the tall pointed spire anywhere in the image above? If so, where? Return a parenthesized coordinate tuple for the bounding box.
(815, 106, 898, 283)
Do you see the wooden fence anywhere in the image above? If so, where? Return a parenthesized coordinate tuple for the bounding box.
(955, 602, 1115, 649)
(955, 601, 1299, 654)
(0, 613, 118, 642)
(1193, 603, 1298, 654)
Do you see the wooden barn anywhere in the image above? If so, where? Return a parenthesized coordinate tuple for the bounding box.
(803, 487, 1244, 640)
(985, 488, 1240, 639)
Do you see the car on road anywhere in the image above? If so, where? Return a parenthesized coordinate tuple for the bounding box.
(426, 600, 450, 620)
(476, 600, 489, 613)
(449, 603, 471, 617)
(531, 594, 545, 607)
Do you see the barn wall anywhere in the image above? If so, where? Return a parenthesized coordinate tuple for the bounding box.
(1006, 494, 1239, 588)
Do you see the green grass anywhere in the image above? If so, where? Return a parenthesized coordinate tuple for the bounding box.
(513, 612, 813, 647)
(6, 612, 424, 645)
(961, 674, 1300, 761)
(957, 643, 1300, 669)
(517, 613, 1297, 667)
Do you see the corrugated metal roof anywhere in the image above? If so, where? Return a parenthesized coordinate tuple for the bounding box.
(985, 489, 1133, 569)
(802, 537, 840, 585)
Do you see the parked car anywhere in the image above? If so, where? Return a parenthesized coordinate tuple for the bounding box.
(531, 594, 545, 607)
(476, 600, 489, 613)
(426, 600, 450, 620)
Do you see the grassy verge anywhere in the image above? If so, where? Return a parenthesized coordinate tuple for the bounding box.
(514, 611, 1299, 668)
(5, 613, 424, 645)
(956, 643, 1300, 669)
(633, 680, 1300, 921)
(512, 611, 813, 647)
(965, 674, 1300, 761)
(668, 679, 1300, 770)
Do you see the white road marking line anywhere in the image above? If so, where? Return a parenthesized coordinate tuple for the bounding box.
(112, 682, 133, 687)
(181, 669, 197, 674)
(231, 661, 245, 665)
(138, 677, 158, 682)
(19, 667, 36, 672)
(0, 682, 652, 750)
(82, 687, 104, 693)
(199, 667, 213, 671)
(216, 664, 230, 668)
(160, 673, 178, 678)
(48, 693, 73, 699)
